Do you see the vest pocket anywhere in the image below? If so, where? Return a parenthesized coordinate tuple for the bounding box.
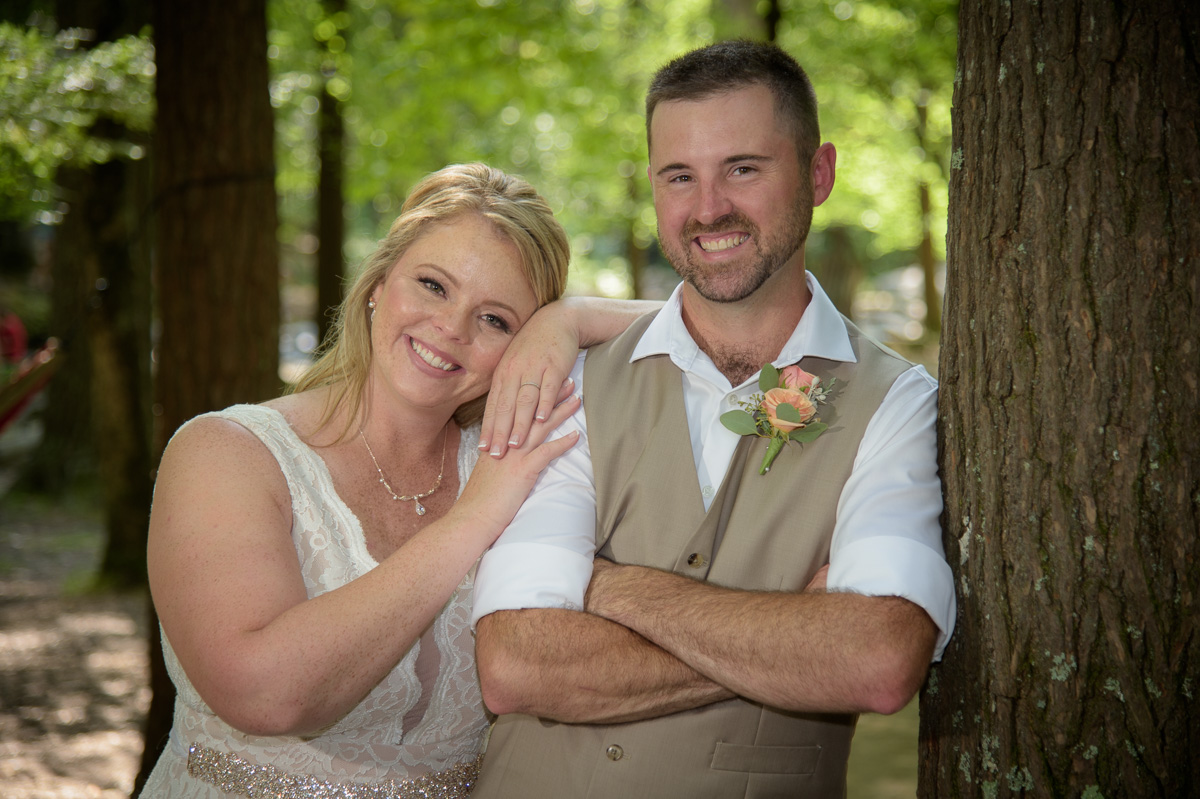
(710, 742, 821, 774)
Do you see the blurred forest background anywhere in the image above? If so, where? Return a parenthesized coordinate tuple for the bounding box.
(1, 0, 955, 594)
(0, 0, 955, 795)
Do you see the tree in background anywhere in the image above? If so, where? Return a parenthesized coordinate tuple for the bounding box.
(55, 0, 154, 591)
(924, 1, 1198, 795)
(138, 0, 281, 786)
(314, 0, 347, 347)
(264, 0, 955, 360)
(1, 13, 155, 507)
(777, 0, 956, 334)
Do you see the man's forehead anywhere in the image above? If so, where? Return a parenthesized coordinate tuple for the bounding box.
(648, 86, 789, 161)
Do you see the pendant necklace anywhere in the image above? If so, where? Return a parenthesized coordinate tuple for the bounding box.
(359, 424, 448, 516)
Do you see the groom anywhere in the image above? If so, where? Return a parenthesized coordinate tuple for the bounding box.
(470, 40, 955, 797)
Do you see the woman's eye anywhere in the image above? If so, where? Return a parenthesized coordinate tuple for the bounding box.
(482, 313, 511, 334)
(419, 277, 445, 295)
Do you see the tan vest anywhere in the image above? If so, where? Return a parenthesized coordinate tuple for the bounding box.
(475, 314, 913, 799)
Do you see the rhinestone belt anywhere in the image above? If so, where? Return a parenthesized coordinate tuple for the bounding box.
(186, 743, 481, 798)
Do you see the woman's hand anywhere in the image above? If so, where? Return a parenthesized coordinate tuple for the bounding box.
(456, 392, 582, 542)
(480, 300, 582, 457)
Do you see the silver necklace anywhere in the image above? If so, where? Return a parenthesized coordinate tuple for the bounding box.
(359, 425, 448, 516)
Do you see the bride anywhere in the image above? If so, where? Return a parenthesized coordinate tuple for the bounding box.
(140, 163, 653, 797)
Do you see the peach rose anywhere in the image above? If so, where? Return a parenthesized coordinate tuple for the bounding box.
(761, 387, 817, 432)
(780, 364, 818, 392)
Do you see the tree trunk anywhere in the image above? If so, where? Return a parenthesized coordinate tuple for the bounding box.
(810, 225, 861, 320)
(315, 0, 347, 349)
(20, 189, 93, 494)
(43, 0, 155, 591)
(917, 181, 941, 335)
(315, 84, 345, 349)
(78, 148, 154, 590)
(138, 0, 280, 788)
(922, 3, 1199, 798)
(625, 173, 646, 299)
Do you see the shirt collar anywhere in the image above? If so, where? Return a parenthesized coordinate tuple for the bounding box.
(630, 271, 858, 376)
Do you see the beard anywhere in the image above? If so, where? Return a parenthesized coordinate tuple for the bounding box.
(661, 193, 813, 304)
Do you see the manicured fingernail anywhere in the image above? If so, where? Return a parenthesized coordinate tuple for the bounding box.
(490, 446, 502, 457)
(508, 436, 520, 447)
(478, 438, 489, 450)
(535, 413, 547, 421)
(562, 377, 574, 386)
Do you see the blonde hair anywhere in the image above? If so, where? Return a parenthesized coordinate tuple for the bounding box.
(292, 163, 569, 437)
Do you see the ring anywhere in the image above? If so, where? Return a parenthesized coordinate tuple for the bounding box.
(520, 381, 541, 389)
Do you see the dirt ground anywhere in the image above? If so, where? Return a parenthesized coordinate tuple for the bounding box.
(0, 493, 149, 799)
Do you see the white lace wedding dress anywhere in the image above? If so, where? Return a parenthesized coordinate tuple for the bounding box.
(140, 405, 489, 798)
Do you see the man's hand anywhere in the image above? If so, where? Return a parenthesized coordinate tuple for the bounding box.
(580, 557, 936, 715)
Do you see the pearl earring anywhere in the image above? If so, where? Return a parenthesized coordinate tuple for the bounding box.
(368, 298, 376, 324)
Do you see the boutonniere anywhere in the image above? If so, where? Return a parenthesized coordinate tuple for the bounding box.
(720, 363, 835, 474)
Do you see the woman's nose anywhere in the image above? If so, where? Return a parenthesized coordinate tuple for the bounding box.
(434, 305, 472, 343)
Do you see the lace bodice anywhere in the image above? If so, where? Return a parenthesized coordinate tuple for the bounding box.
(143, 404, 489, 797)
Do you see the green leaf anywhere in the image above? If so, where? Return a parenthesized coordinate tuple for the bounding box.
(776, 403, 802, 424)
(788, 422, 828, 443)
(759, 363, 780, 392)
(720, 410, 758, 436)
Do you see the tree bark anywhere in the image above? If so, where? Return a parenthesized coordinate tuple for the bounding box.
(77, 148, 154, 589)
(315, 0, 347, 349)
(922, 2, 1199, 797)
(138, 0, 280, 788)
(41, 0, 155, 591)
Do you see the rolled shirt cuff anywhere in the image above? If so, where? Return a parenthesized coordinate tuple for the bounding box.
(827, 536, 957, 661)
(470, 543, 595, 630)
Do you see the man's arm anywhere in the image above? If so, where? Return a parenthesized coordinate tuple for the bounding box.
(473, 352, 731, 723)
(579, 366, 953, 716)
(584, 560, 936, 715)
(475, 607, 734, 723)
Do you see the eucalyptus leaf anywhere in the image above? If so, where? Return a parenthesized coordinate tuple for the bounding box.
(789, 422, 828, 443)
(776, 403, 802, 424)
(720, 410, 758, 436)
(759, 363, 780, 392)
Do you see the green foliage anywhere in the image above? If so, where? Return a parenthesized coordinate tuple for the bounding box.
(0, 23, 155, 222)
(266, 0, 956, 296)
(778, 0, 957, 260)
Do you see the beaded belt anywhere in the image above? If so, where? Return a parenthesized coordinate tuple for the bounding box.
(186, 744, 481, 798)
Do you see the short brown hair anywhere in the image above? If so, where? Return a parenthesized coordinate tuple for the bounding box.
(646, 40, 820, 162)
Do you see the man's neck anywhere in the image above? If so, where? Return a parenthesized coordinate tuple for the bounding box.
(680, 265, 812, 386)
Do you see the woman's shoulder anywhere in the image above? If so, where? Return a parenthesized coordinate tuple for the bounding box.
(263, 386, 347, 446)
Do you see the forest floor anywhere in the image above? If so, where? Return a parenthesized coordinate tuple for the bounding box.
(0, 484, 149, 799)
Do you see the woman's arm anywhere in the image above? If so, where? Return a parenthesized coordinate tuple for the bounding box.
(479, 296, 662, 456)
(149, 401, 579, 738)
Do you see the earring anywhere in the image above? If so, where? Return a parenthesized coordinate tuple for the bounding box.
(368, 298, 376, 324)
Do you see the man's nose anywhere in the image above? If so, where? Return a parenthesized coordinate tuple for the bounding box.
(695, 180, 733, 225)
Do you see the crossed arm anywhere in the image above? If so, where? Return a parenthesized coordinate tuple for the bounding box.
(475, 560, 937, 723)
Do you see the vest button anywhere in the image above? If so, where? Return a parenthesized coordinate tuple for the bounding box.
(606, 744, 624, 761)
(687, 553, 706, 568)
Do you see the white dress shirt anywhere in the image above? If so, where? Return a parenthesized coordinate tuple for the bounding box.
(472, 273, 956, 660)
